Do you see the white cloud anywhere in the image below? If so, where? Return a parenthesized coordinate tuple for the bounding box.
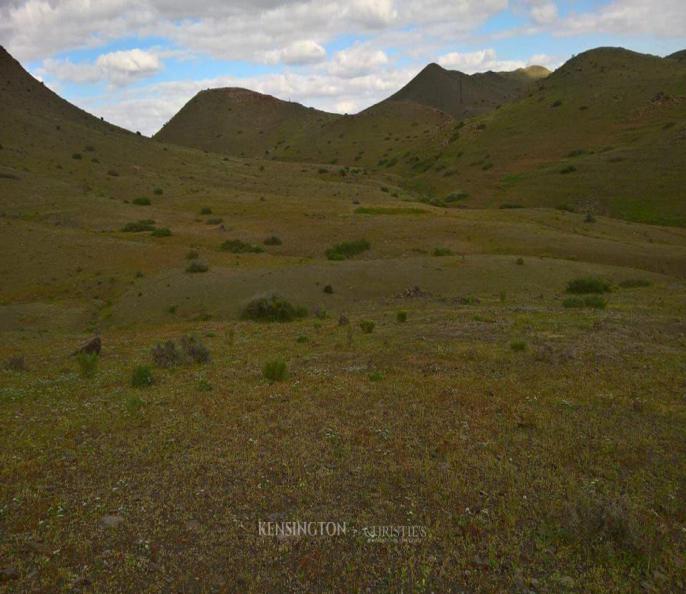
(327, 43, 389, 78)
(559, 0, 686, 37)
(40, 48, 162, 86)
(264, 40, 326, 65)
(525, 0, 558, 25)
(438, 48, 526, 73)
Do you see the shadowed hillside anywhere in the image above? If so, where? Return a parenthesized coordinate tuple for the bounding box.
(154, 87, 340, 158)
(383, 62, 549, 119)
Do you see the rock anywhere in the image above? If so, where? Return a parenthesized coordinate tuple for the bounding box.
(100, 514, 124, 529)
(72, 336, 101, 357)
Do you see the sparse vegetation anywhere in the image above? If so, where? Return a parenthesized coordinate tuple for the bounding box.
(325, 239, 370, 260)
(566, 277, 611, 294)
(263, 235, 282, 245)
(121, 219, 155, 232)
(151, 227, 171, 237)
(432, 247, 453, 256)
(242, 294, 307, 322)
(510, 340, 527, 352)
(131, 365, 154, 387)
(76, 352, 98, 378)
(619, 278, 651, 288)
(132, 197, 151, 205)
(220, 239, 264, 253)
(396, 310, 407, 323)
(263, 359, 288, 382)
(359, 320, 375, 333)
(563, 295, 607, 309)
(186, 261, 209, 273)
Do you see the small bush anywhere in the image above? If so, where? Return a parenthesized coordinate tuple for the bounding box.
(107, 169, 119, 177)
(619, 278, 651, 288)
(72, 152, 82, 160)
(560, 165, 577, 174)
(296, 335, 309, 343)
(500, 203, 524, 209)
(563, 296, 607, 309)
(121, 219, 155, 232)
(432, 247, 453, 257)
(133, 197, 151, 205)
(326, 239, 370, 261)
(151, 227, 171, 237)
(584, 212, 596, 223)
(566, 277, 611, 294)
(180, 335, 210, 364)
(516, 257, 524, 265)
(369, 371, 384, 382)
(263, 359, 288, 382)
(359, 320, 375, 334)
(153, 188, 163, 195)
(76, 352, 98, 378)
(510, 340, 527, 352)
(186, 261, 209, 273)
(220, 239, 263, 254)
(131, 365, 154, 387)
(396, 311, 407, 323)
(323, 284, 334, 294)
(151, 340, 183, 368)
(551, 99, 562, 107)
(263, 235, 282, 245)
(242, 295, 307, 322)
(200, 207, 212, 215)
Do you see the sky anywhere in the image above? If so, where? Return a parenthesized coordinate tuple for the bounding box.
(1, 0, 684, 136)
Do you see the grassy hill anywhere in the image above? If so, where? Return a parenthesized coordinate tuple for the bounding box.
(154, 87, 339, 158)
(383, 62, 549, 119)
(2, 44, 686, 593)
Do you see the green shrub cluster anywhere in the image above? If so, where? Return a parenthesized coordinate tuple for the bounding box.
(326, 239, 370, 261)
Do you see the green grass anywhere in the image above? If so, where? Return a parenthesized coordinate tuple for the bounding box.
(566, 277, 611, 294)
(325, 239, 370, 261)
(354, 207, 427, 215)
(130, 365, 154, 387)
(242, 295, 307, 322)
(263, 359, 288, 382)
(220, 239, 264, 253)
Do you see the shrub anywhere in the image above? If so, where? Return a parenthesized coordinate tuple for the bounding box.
(72, 152, 82, 160)
(566, 277, 611, 294)
(263, 359, 288, 382)
(323, 284, 334, 294)
(200, 207, 212, 215)
(180, 335, 210, 364)
(107, 169, 119, 177)
(445, 191, 469, 203)
(132, 197, 151, 205)
(516, 257, 524, 265)
(325, 239, 370, 261)
(151, 227, 171, 237)
(186, 250, 199, 260)
(359, 320, 375, 334)
(551, 99, 562, 107)
(500, 203, 524, 209)
(432, 247, 453, 257)
(186, 261, 209, 273)
(584, 212, 596, 223)
(151, 340, 182, 368)
(263, 236, 282, 245)
(619, 278, 651, 288)
(510, 340, 527, 352)
(76, 352, 98, 378)
(131, 365, 154, 388)
(153, 188, 163, 195)
(121, 219, 155, 232)
(242, 294, 307, 322)
(560, 165, 577, 174)
(369, 371, 384, 382)
(396, 311, 407, 323)
(296, 335, 309, 343)
(562, 297, 585, 308)
(220, 239, 263, 253)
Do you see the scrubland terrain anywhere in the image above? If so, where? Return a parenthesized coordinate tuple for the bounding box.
(1, 45, 686, 593)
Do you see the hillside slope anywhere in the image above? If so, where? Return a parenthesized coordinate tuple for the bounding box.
(383, 62, 549, 119)
(154, 87, 339, 158)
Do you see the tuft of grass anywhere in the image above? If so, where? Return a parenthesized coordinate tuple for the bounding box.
(121, 219, 155, 232)
(563, 296, 607, 309)
(369, 371, 384, 382)
(200, 207, 212, 215)
(153, 188, 163, 195)
(263, 359, 288, 382)
(263, 235, 282, 245)
(180, 335, 211, 364)
(432, 247, 453, 257)
(516, 257, 524, 265)
(242, 295, 307, 323)
(396, 311, 407, 323)
(132, 197, 151, 206)
(220, 239, 264, 254)
(151, 227, 171, 237)
(510, 340, 527, 352)
(151, 340, 182, 368)
(76, 352, 98, 378)
(560, 165, 577, 174)
(566, 277, 611, 294)
(186, 261, 209, 273)
(359, 320, 375, 334)
(323, 284, 334, 294)
(326, 239, 370, 261)
(131, 365, 154, 388)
